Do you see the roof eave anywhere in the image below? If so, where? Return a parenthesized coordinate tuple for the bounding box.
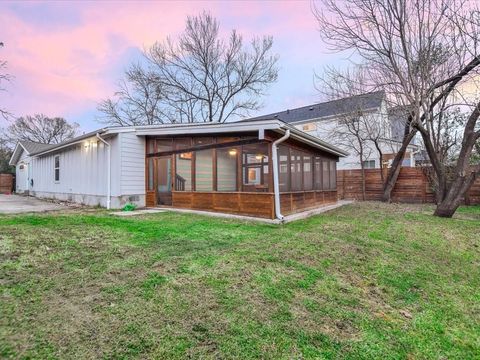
(278, 125, 349, 157)
(8, 142, 29, 166)
(133, 119, 284, 136)
(286, 106, 380, 125)
(31, 129, 109, 157)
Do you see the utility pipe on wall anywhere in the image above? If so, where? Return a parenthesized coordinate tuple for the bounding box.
(272, 129, 290, 221)
(96, 133, 111, 209)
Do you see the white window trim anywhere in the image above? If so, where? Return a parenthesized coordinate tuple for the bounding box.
(54, 155, 60, 183)
(302, 122, 317, 132)
(362, 160, 376, 169)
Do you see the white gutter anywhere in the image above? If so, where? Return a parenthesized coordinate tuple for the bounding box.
(134, 121, 282, 136)
(272, 129, 290, 221)
(96, 133, 111, 209)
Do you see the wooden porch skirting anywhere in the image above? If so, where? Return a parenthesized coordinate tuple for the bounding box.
(170, 190, 338, 219)
(280, 190, 338, 216)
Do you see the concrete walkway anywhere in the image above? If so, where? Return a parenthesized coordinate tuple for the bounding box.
(148, 200, 353, 224)
(0, 194, 69, 214)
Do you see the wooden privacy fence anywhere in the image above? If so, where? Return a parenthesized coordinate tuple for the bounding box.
(0, 174, 14, 194)
(337, 167, 480, 205)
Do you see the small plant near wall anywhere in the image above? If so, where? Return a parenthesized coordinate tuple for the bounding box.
(122, 203, 137, 212)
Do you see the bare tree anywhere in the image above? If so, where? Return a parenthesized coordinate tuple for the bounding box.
(320, 111, 374, 200)
(98, 64, 167, 126)
(411, 8, 480, 216)
(5, 114, 79, 145)
(418, 100, 480, 216)
(314, 0, 480, 207)
(0, 137, 14, 173)
(99, 12, 279, 125)
(316, 69, 394, 184)
(0, 42, 12, 120)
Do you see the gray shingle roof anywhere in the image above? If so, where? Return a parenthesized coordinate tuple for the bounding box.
(249, 91, 385, 124)
(19, 141, 56, 155)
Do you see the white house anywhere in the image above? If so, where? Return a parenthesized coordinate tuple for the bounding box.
(9, 119, 347, 219)
(250, 91, 419, 170)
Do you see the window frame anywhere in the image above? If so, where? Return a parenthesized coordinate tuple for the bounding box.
(278, 145, 291, 192)
(329, 160, 337, 190)
(362, 159, 376, 169)
(216, 147, 238, 192)
(241, 143, 270, 191)
(54, 155, 60, 183)
(302, 123, 317, 132)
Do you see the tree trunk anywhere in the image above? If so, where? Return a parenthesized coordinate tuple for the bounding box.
(433, 102, 480, 217)
(433, 173, 477, 217)
(381, 130, 416, 202)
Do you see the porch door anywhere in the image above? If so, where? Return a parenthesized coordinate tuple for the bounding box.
(156, 156, 172, 206)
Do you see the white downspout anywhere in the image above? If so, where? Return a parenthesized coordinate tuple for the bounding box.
(96, 133, 111, 210)
(272, 129, 290, 221)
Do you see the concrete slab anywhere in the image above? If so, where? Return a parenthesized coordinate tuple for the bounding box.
(281, 200, 354, 223)
(0, 194, 69, 214)
(153, 200, 353, 224)
(111, 209, 166, 217)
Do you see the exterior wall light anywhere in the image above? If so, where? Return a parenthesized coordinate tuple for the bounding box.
(228, 149, 237, 156)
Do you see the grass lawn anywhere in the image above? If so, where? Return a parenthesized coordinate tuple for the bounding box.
(1, 202, 479, 359)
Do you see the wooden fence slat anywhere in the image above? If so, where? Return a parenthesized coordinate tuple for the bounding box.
(0, 174, 14, 194)
(336, 167, 480, 205)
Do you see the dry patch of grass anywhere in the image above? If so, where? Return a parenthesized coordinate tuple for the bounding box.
(0, 203, 479, 359)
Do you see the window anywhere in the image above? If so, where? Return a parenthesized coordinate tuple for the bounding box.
(302, 123, 317, 132)
(156, 157, 171, 193)
(54, 155, 60, 182)
(148, 158, 154, 191)
(314, 157, 322, 190)
(278, 146, 290, 192)
(362, 160, 376, 169)
(242, 143, 269, 189)
(217, 148, 238, 191)
(322, 160, 330, 190)
(175, 153, 192, 191)
(175, 138, 192, 150)
(217, 136, 241, 144)
(195, 149, 213, 191)
(147, 138, 155, 154)
(303, 154, 313, 190)
(329, 161, 336, 190)
(194, 137, 213, 146)
(290, 149, 303, 191)
(156, 139, 173, 152)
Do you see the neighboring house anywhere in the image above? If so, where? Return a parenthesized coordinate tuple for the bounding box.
(9, 119, 347, 219)
(250, 91, 419, 170)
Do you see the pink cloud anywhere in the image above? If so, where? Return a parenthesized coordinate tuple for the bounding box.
(0, 0, 328, 130)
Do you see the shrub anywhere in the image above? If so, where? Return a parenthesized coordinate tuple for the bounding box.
(122, 203, 137, 212)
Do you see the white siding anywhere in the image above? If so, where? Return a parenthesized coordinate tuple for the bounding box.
(119, 132, 145, 195)
(13, 133, 147, 208)
(15, 150, 30, 193)
(31, 137, 117, 197)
